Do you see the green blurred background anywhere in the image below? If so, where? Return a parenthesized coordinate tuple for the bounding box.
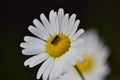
(1, 0, 120, 80)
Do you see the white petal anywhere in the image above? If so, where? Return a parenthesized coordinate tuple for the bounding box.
(37, 57, 51, 79)
(76, 56, 84, 62)
(22, 48, 45, 55)
(71, 38, 83, 46)
(69, 52, 84, 65)
(58, 8, 64, 33)
(33, 19, 50, 37)
(40, 13, 54, 35)
(71, 29, 84, 41)
(49, 58, 64, 80)
(66, 14, 76, 36)
(20, 42, 45, 49)
(58, 56, 70, 76)
(24, 53, 48, 66)
(56, 58, 63, 77)
(69, 20, 80, 39)
(62, 14, 69, 34)
(49, 10, 56, 34)
(71, 50, 84, 62)
(24, 36, 46, 45)
(28, 25, 48, 40)
(43, 58, 54, 80)
(65, 52, 76, 65)
(62, 59, 70, 74)
(69, 47, 83, 56)
(53, 59, 61, 78)
(54, 12, 59, 34)
(29, 53, 49, 68)
(49, 59, 57, 80)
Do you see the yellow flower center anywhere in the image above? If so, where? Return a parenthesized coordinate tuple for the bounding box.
(76, 54, 94, 73)
(46, 34, 71, 58)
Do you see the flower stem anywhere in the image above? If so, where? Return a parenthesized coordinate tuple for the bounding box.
(75, 65, 85, 80)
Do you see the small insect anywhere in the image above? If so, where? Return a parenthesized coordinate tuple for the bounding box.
(51, 35, 59, 44)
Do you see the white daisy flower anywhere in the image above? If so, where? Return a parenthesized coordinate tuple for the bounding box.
(76, 29, 110, 80)
(20, 8, 85, 80)
(57, 29, 110, 80)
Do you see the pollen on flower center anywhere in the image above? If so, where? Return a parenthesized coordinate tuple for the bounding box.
(46, 34, 71, 58)
(76, 54, 94, 73)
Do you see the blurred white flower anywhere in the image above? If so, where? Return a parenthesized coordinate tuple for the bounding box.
(20, 8, 85, 80)
(57, 29, 110, 80)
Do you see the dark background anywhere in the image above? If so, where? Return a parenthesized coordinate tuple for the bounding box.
(1, 0, 120, 80)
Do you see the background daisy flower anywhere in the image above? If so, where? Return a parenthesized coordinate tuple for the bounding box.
(76, 29, 110, 80)
(20, 8, 85, 80)
(57, 29, 110, 80)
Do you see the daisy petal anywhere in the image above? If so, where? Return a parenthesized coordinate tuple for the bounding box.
(57, 58, 64, 77)
(49, 59, 57, 80)
(29, 53, 49, 68)
(24, 36, 46, 45)
(49, 58, 63, 80)
(24, 53, 48, 66)
(69, 47, 83, 56)
(65, 52, 76, 65)
(62, 59, 70, 74)
(62, 14, 69, 34)
(28, 25, 48, 40)
(58, 8, 64, 33)
(49, 10, 56, 34)
(40, 13, 53, 35)
(76, 56, 84, 62)
(53, 59, 61, 78)
(71, 38, 83, 46)
(33, 19, 50, 38)
(71, 29, 84, 41)
(22, 48, 45, 55)
(54, 12, 59, 34)
(20, 42, 45, 49)
(43, 58, 54, 80)
(70, 49, 84, 62)
(69, 20, 80, 39)
(66, 14, 76, 36)
(37, 57, 51, 79)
